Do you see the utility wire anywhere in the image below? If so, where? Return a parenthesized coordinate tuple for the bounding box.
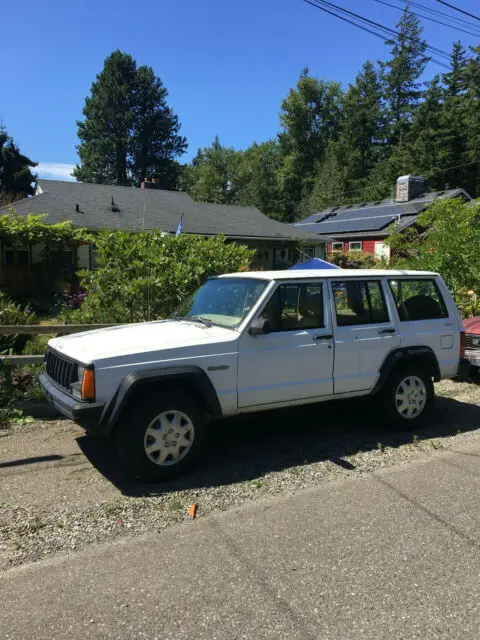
(303, 0, 451, 68)
(372, 0, 480, 38)
(436, 0, 480, 22)
(313, 0, 451, 58)
(394, 0, 480, 30)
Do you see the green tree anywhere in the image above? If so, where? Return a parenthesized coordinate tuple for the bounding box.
(183, 137, 243, 205)
(388, 198, 480, 314)
(0, 127, 37, 202)
(381, 8, 430, 146)
(237, 141, 284, 218)
(74, 50, 186, 187)
(341, 61, 386, 183)
(278, 68, 343, 220)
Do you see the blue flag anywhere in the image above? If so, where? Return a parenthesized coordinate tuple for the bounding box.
(175, 214, 184, 236)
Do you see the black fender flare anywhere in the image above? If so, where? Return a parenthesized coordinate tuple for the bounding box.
(371, 346, 441, 395)
(101, 366, 223, 432)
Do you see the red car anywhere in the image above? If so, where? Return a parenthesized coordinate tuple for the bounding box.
(463, 316, 480, 370)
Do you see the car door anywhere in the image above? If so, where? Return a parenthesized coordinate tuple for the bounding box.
(330, 278, 401, 394)
(237, 280, 334, 408)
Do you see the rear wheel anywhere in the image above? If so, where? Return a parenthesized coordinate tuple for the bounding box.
(381, 367, 434, 430)
(115, 392, 208, 481)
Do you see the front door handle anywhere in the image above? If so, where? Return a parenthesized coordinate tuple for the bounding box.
(378, 328, 396, 335)
(313, 334, 333, 341)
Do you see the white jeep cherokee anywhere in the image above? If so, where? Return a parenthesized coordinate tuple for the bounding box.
(39, 269, 464, 480)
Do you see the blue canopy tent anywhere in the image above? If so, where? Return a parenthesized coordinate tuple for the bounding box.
(289, 258, 340, 270)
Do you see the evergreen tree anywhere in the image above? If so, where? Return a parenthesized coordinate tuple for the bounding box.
(381, 8, 430, 146)
(74, 50, 186, 187)
(183, 137, 242, 205)
(237, 141, 284, 218)
(277, 68, 343, 220)
(0, 127, 37, 202)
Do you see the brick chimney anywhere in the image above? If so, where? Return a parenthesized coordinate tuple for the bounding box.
(396, 175, 425, 202)
(141, 174, 163, 189)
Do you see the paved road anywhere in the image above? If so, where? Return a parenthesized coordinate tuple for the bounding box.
(1, 441, 479, 640)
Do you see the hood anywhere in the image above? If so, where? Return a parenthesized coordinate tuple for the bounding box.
(463, 316, 480, 334)
(49, 320, 237, 363)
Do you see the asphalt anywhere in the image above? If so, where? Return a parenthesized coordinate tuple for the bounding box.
(1, 442, 479, 640)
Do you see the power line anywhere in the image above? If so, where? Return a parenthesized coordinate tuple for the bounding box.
(303, 0, 451, 68)
(394, 0, 480, 30)
(372, 0, 480, 38)
(436, 0, 480, 22)
(313, 0, 452, 58)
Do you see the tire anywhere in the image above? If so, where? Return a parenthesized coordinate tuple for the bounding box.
(115, 391, 208, 481)
(380, 366, 434, 431)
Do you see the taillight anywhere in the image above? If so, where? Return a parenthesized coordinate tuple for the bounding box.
(460, 331, 465, 359)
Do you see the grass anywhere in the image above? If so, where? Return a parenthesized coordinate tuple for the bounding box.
(168, 499, 185, 512)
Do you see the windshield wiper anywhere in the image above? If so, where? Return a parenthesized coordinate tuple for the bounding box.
(170, 315, 212, 327)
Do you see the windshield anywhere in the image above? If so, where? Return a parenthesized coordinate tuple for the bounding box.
(173, 277, 268, 328)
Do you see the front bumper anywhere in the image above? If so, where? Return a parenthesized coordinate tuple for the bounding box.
(39, 373, 105, 432)
(465, 350, 480, 369)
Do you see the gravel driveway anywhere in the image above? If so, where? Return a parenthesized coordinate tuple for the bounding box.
(1, 379, 479, 570)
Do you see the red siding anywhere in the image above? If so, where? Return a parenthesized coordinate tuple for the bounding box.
(328, 238, 385, 255)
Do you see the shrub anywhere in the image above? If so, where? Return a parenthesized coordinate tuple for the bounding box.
(327, 250, 378, 269)
(388, 198, 480, 317)
(66, 232, 254, 324)
(0, 291, 38, 354)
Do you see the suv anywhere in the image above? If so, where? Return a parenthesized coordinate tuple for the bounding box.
(39, 269, 464, 480)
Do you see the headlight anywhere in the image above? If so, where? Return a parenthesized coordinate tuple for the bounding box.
(70, 366, 95, 401)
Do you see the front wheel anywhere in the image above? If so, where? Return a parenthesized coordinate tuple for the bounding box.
(115, 392, 208, 481)
(381, 368, 434, 430)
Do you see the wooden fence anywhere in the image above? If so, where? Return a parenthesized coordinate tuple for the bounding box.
(0, 325, 118, 366)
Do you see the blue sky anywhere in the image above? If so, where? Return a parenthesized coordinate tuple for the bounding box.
(2, 0, 479, 181)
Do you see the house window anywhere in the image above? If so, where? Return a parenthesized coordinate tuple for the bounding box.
(90, 244, 99, 270)
(348, 241, 363, 252)
(303, 247, 315, 259)
(50, 249, 74, 270)
(4, 245, 30, 267)
(331, 242, 343, 252)
(274, 247, 292, 268)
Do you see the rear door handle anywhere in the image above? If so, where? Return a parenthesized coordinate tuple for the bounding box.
(313, 334, 333, 340)
(378, 328, 396, 335)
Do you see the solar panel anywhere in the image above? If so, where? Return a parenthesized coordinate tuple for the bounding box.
(308, 215, 397, 234)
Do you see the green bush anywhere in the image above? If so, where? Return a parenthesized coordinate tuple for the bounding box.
(0, 291, 38, 354)
(388, 198, 480, 317)
(327, 250, 378, 269)
(67, 232, 254, 324)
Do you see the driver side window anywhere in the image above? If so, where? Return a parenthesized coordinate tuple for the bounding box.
(260, 283, 324, 332)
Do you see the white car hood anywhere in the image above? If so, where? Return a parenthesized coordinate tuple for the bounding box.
(49, 320, 237, 363)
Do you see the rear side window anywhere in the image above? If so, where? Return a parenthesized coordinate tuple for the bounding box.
(388, 279, 448, 321)
(332, 280, 389, 326)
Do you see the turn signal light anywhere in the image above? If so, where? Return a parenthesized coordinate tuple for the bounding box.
(81, 369, 96, 401)
(460, 331, 465, 360)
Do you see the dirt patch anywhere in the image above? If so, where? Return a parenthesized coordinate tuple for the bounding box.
(1, 380, 479, 570)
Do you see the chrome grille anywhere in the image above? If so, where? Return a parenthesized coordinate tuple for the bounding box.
(45, 349, 78, 391)
(465, 334, 480, 351)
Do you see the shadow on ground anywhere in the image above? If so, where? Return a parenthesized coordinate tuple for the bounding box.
(76, 393, 480, 497)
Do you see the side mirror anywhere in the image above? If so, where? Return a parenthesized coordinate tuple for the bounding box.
(249, 317, 270, 335)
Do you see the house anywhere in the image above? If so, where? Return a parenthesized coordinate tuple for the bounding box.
(294, 175, 471, 261)
(0, 179, 326, 298)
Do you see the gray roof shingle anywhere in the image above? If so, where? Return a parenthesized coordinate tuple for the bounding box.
(0, 180, 325, 244)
